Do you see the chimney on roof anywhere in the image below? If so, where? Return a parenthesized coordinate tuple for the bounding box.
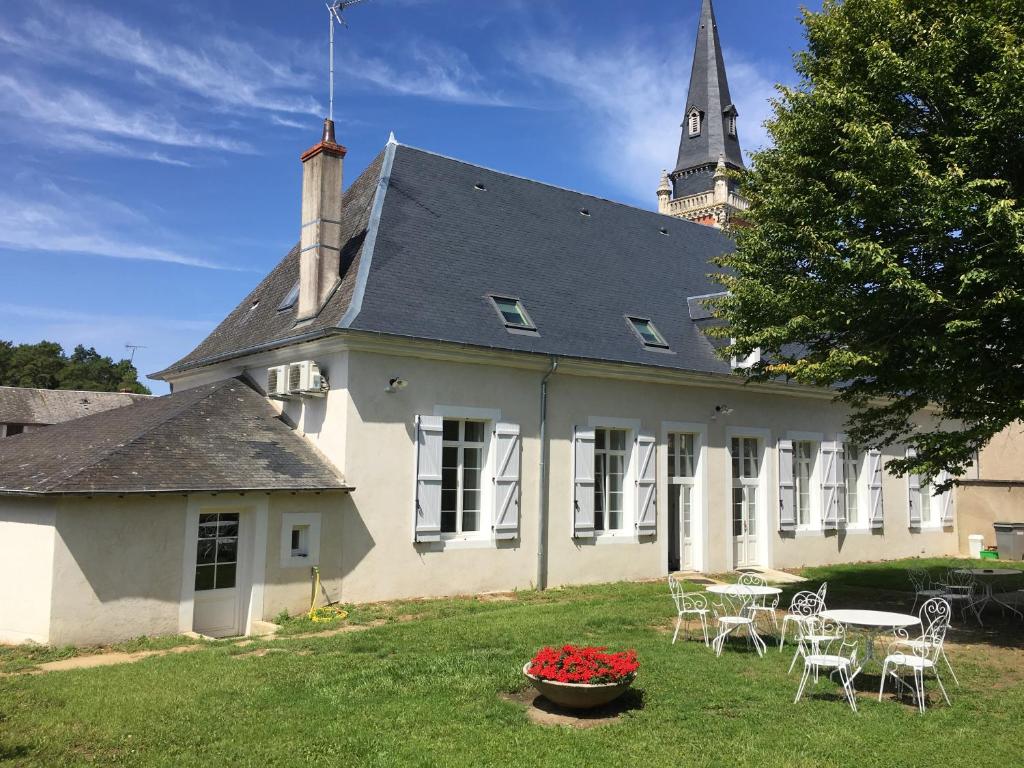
(297, 118, 347, 321)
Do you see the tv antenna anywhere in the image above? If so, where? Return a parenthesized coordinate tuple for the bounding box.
(326, 0, 368, 123)
(125, 343, 147, 363)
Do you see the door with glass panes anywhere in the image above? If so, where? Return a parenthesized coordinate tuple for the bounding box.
(730, 437, 761, 567)
(193, 512, 245, 637)
(668, 432, 698, 571)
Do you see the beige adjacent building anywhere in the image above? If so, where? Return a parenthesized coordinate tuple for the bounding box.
(956, 424, 1024, 554)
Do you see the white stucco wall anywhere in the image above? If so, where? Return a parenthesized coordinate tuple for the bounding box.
(0, 498, 56, 644)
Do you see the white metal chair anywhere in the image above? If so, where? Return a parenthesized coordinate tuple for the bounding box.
(892, 597, 959, 686)
(779, 589, 825, 654)
(738, 572, 779, 632)
(793, 617, 859, 712)
(711, 590, 766, 657)
(907, 567, 946, 613)
(939, 568, 983, 625)
(668, 575, 710, 646)
(880, 612, 952, 713)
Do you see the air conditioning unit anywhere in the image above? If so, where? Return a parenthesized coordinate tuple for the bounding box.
(288, 360, 324, 396)
(266, 365, 290, 398)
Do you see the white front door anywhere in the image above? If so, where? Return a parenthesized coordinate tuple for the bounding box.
(668, 432, 698, 571)
(192, 512, 244, 637)
(731, 437, 760, 568)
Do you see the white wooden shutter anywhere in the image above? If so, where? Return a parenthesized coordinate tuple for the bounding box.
(868, 448, 884, 529)
(778, 439, 796, 531)
(492, 422, 521, 540)
(821, 441, 842, 530)
(573, 426, 596, 538)
(907, 448, 922, 527)
(635, 433, 657, 536)
(939, 470, 955, 526)
(414, 415, 443, 543)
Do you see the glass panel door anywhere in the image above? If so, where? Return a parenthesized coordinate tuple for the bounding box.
(192, 512, 244, 638)
(731, 437, 760, 567)
(669, 432, 698, 571)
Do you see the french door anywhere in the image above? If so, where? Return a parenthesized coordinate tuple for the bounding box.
(731, 436, 760, 567)
(668, 432, 698, 571)
(192, 512, 244, 637)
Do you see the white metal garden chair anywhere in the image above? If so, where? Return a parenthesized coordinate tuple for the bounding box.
(779, 587, 826, 654)
(738, 572, 779, 632)
(879, 611, 953, 713)
(668, 574, 710, 646)
(892, 597, 958, 686)
(793, 617, 859, 712)
(711, 590, 766, 658)
(907, 567, 946, 614)
(939, 568, 983, 626)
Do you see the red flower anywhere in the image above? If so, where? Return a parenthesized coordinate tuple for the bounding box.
(527, 645, 638, 684)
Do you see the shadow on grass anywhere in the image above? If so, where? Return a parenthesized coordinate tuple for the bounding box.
(532, 687, 645, 720)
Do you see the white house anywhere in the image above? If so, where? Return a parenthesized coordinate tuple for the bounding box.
(0, 0, 959, 646)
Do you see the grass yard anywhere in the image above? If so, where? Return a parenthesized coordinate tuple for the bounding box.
(2, 558, 1022, 767)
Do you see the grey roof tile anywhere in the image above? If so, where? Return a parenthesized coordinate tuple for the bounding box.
(0, 387, 148, 425)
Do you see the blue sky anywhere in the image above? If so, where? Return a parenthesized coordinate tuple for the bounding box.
(0, 0, 820, 392)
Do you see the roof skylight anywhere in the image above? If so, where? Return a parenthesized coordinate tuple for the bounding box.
(278, 280, 300, 311)
(626, 316, 669, 349)
(488, 295, 536, 332)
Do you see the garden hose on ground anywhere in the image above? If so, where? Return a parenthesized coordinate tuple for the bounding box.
(308, 566, 349, 623)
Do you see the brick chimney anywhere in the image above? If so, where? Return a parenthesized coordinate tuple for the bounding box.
(297, 118, 347, 322)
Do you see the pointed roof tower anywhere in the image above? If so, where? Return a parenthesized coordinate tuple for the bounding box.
(674, 0, 744, 174)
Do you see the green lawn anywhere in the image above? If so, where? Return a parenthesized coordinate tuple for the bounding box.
(2, 558, 1022, 767)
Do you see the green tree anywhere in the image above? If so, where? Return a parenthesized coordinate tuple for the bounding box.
(0, 341, 150, 394)
(716, 0, 1024, 482)
(2, 341, 65, 389)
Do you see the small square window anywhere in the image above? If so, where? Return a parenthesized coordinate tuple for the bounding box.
(290, 525, 309, 557)
(626, 316, 668, 348)
(487, 295, 535, 331)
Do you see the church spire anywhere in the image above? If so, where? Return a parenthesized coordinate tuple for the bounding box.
(674, 0, 743, 174)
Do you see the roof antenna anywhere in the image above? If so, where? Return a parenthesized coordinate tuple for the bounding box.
(124, 343, 147, 364)
(326, 1, 368, 124)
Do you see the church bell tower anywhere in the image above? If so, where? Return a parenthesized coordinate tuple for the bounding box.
(658, 0, 748, 228)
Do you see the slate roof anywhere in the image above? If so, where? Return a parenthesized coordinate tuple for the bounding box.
(0, 387, 148, 426)
(674, 0, 745, 173)
(156, 141, 738, 380)
(0, 378, 350, 495)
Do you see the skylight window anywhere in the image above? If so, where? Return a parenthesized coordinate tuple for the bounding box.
(278, 280, 300, 311)
(488, 295, 536, 331)
(627, 316, 668, 348)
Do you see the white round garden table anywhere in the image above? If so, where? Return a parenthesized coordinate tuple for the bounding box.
(707, 584, 782, 598)
(953, 568, 1023, 618)
(819, 609, 919, 671)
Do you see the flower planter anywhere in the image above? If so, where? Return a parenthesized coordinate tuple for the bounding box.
(522, 662, 635, 710)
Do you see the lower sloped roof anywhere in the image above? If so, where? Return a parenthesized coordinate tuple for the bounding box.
(0, 378, 350, 496)
(0, 386, 148, 426)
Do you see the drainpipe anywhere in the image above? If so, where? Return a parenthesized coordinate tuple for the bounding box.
(536, 356, 558, 591)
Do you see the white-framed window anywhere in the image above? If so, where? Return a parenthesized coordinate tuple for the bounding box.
(842, 444, 863, 526)
(688, 109, 701, 136)
(918, 474, 935, 525)
(669, 432, 697, 567)
(594, 427, 628, 532)
(280, 512, 322, 567)
(794, 440, 816, 527)
(441, 418, 486, 536)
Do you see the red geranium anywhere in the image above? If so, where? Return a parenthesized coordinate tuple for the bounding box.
(528, 645, 638, 684)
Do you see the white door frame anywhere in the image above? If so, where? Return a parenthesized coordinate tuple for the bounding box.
(661, 421, 709, 572)
(178, 495, 268, 637)
(724, 427, 771, 570)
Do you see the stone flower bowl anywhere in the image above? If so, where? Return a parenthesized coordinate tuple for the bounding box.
(522, 662, 635, 710)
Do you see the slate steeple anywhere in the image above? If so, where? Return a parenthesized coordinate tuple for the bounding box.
(657, 0, 748, 228)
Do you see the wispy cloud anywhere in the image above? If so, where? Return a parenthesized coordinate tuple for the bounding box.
(507, 34, 779, 204)
(0, 302, 213, 333)
(0, 184, 244, 271)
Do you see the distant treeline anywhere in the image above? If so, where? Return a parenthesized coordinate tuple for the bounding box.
(0, 341, 151, 394)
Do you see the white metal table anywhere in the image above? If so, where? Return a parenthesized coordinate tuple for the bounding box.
(819, 609, 919, 673)
(706, 584, 782, 655)
(953, 568, 1024, 618)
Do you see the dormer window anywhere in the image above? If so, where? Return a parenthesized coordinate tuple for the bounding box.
(627, 316, 669, 349)
(727, 114, 737, 137)
(487, 295, 536, 332)
(688, 109, 702, 137)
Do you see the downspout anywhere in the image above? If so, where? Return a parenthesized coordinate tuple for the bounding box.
(536, 356, 558, 591)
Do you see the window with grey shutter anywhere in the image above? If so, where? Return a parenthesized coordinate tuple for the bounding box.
(414, 415, 443, 542)
(635, 433, 657, 536)
(492, 422, 521, 540)
(906, 448, 922, 528)
(778, 439, 796, 531)
(573, 427, 596, 538)
(821, 441, 843, 530)
(868, 448, 884, 529)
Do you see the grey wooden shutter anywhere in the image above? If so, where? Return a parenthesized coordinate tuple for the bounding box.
(635, 433, 657, 536)
(821, 441, 842, 530)
(778, 439, 796, 531)
(906, 448, 922, 527)
(414, 415, 443, 543)
(492, 422, 521, 540)
(939, 470, 955, 526)
(868, 448, 884, 529)
(573, 426, 596, 538)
